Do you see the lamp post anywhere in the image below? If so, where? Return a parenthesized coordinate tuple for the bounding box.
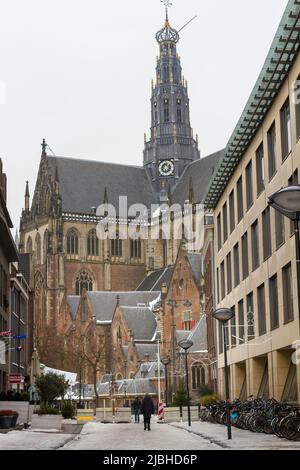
(213, 308, 234, 440)
(161, 356, 170, 406)
(269, 185, 300, 333)
(124, 382, 128, 407)
(178, 339, 193, 427)
(166, 298, 193, 399)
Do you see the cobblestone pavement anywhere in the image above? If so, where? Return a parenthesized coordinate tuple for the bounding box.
(62, 422, 219, 450)
(171, 421, 300, 450)
(1, 420, 300, 450)
(0, 429, 74, 450)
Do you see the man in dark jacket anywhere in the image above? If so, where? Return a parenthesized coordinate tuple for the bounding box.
(141, 394, 155, 431)
(132, 397, 141, 423)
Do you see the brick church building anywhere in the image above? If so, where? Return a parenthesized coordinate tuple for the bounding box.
(19, 9, 221, 385)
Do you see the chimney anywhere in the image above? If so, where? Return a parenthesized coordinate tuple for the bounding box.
(0, 159, 7, 203)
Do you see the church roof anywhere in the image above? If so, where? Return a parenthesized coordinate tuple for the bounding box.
(136, 266, 174, 292)
(87, 291, 160, 324)
(171, 150, 224, 206)
(67, 296, 81, 320)
(47, 156, 156, 214)
(120, 306, 157, 342)
(186, 252, 202, 285)
(178, 315, 208, 353)
(135, 343, 158, 362)
(188, 315, 208, 353)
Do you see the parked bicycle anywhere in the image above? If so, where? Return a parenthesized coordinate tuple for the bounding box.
(200, 398, 300, 441)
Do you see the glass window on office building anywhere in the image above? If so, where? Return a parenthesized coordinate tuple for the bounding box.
(217, 213, 222, 252)
(223, 202, 228, 243)
(282, 263, 294, 323)
(257, 283, 266, 336)
(251, 220, 259, 271)
(262, 207, 272, 260)
(275, 209, 285, 248)
(220, 261, 225, 300)
(256, 143, 265, 196)
(233, 243, 240, 288)
(245, 161, 253, 210)
(269, 274, 279, 330)
(295, 76, 300, 140)
(231, 306, 236, 348)
(242, 232, 249, 280)
(246, 292, 255, 340)
(288, 169, 299, 235)
(267, 122, 277, 180)
(280, 98, 292, 159)
(229, 190, 235, 234)
(227, 252, 232, 294)
(237, 176, 244, 222)
(238, 299, 245, 344)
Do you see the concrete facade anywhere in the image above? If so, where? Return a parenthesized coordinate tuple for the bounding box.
(214, 51, 300, 402)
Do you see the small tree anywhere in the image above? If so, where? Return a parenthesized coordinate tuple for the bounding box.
(35, 373, 69, 411)
(198, 384, 214, 398)
(173, 379, 188, 407)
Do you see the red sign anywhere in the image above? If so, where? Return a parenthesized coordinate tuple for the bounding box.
(8, 374, 22, 384)
(0, 330, 12, 337)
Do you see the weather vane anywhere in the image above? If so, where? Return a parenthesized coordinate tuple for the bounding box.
(161, 0, 173, 7)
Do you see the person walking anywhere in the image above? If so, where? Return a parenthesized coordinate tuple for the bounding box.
(141, 394, 154, 431)
(133, 397, 141, 423)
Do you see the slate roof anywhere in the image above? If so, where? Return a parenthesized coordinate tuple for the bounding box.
(87, 291, 161, 323)
(135, 361, 164, 380)
(177, 315, 208, 353)
(67, 296, 81, 320)
(171, 150, 224, 206)
(120, 306, 157, 342)
(188, 315, 208, 353)
(47, 156, 156, 214)
(176, 330, 190, 344)
(186, 252, 202, 285)
(136, 266, 174, 292)
(135, 343, 158, 362)
(97, 378, 157, 396)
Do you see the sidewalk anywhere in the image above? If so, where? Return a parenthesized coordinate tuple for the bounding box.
(170, 421, 300, 450)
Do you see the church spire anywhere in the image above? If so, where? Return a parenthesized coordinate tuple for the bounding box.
(24, 180, 30, 212)
(41, 138, 47, 157)
(143, 3, 200, 198)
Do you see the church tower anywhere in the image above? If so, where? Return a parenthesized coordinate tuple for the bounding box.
(143, 8, 200, 200)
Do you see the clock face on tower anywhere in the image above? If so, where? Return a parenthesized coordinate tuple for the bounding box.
(158, 160, 175, 177)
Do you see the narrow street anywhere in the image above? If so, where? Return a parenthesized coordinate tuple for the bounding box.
(1, 421, 300, 450)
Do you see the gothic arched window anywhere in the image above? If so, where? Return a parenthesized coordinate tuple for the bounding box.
(163, 98, 169, 122)
(67, 229, 79, 255)
(87, 230, 99, 256)
(34, 271, 46, 327)
(111, 233, 122, 257)
(35, 233, 41, 264)
(130, 238, 141, 259)
(43, 229, 49, 263)
(26, 236, 33, 254)
(75, 270, 93, 296)
(192, 364, 206, 390)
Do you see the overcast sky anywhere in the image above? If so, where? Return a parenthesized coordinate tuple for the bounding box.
(0, 0, 288, 229)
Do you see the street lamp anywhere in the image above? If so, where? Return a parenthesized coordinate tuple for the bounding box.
(213, 308, 234, 440)
(123, 382, 128, 408)
(178, 339, 193, 427)
(161, 356, 170, 407)
(166, 299, 193, 398)
(269, 185, 300, 333)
